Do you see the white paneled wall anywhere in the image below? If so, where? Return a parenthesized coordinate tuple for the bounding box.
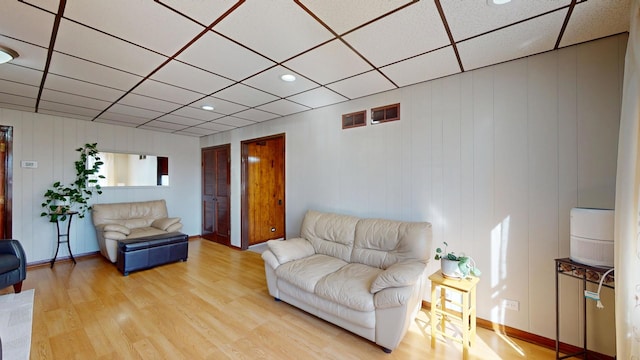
(0, 109, 201, 263)
(201, 34, 627, 354)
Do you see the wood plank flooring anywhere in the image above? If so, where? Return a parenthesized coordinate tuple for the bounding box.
(3, 238, 559, 359)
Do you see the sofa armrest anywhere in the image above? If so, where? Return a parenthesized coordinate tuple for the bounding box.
(266, 238, 315, 265)
(261, 250, 280, 270)
(151, 217, 181, 231)
(103, 224, 131, 235)
(370, 261, 426, 293)
(373, 286, 415, 309)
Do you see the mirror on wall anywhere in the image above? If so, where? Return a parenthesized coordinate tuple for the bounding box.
(92, 152, 169, 187)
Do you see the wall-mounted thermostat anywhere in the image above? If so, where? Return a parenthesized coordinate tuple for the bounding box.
(21, 160, 38, 169)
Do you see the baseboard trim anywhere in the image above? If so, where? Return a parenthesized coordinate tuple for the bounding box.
(422, 301, 614, 360)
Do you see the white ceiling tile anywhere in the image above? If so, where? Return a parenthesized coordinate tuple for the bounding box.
(178, 31, 275, 81)
(381, 46, 461, 87)
(284, 39, 373, 84)
(198, 120, 236, 131)
(138, 124, 178, 133)
(560, 0, 631, 47)
(234, 109, 279, 122)
(118, 93, 183, 114)
(45, 74, 125, 102)
(0, 79, 38, 99)
(142, 120, 189, 131)
(257, 99, 310, 116)
(97, 112, 150, 126)
(0, 1, 55, 47)
(155, 114, 204, 127)
(0, 93, 36, 109)
(133, 79, 203, 104)
(287, 87, 348, 108)
(441, 0, 572, 41)
(63, 0, 203, 56)
(191, 96, 248, 115)
(108, 104, 164, 120)
(40, 89, 111, 111)
(458, 10, 567, 71)
(344, 0, 449, 67)
(299, 0, 414, 34)
(55, 19, 166, 76)
(151, 60, 234, 95)
(39, 110, 94, 121)
(38, 101, 102, 118)
(0, 64, 43, 87)
(214, 84, 278, 108)
(172, 106, 224, 121)
(49, 52, 143, 91)
(176, 127, 217, 136)
(243, 66, 318, 97)
(215, 1, 334, 62)
(326, 71, 395, 99)
(0, 35, 48, 71)
(159, 0, 239, 26)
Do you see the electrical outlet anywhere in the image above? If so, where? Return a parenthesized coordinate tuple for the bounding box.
(503, 299, 520, 311)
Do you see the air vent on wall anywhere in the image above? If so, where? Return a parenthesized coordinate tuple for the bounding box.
(371, 103, 400, 124)
(342, 110, 366, 129)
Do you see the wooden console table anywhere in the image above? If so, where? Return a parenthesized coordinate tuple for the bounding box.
(554, 258, 614, 359)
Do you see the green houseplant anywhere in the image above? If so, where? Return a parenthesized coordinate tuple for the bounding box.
(434, 241, 481, 279)
(40, 143, 105, 222)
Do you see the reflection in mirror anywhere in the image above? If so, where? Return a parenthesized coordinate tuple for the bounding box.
(94, 152, 169, 187)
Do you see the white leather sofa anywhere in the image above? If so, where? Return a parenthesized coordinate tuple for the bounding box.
(91, 200, 183, 263)
(261, 210, 432, 353)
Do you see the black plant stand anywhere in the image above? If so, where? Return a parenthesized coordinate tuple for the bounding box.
(50, 211, 78, 268)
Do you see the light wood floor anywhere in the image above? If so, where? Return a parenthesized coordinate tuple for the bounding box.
(3, 238, 559, 359)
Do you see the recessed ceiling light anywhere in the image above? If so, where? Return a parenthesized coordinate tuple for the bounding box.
(201, 105, 214, 111)
(489, 0, 511, 4)
(280, 74, 296, 82)
(0, 45, 19, 64)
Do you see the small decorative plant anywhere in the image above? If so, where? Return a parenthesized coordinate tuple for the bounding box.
(435, 241, 481, 278)
(40, 143, 105, 222)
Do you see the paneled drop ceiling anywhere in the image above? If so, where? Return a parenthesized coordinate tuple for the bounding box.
(0, 0, 631, 137)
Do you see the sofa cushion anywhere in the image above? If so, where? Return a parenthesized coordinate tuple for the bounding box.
(127, 227, 171, 239)
(352, 218, 431, 269)
(275, 254, 347, 293)
(267, 238, 315, 264)
(315, 263, 382, 312)
(300, 210, 359, 263)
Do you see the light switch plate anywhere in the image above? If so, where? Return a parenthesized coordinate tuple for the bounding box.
(21, 160, 38, 169)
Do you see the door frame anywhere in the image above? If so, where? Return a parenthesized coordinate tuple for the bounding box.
(240, 133, 285, 250)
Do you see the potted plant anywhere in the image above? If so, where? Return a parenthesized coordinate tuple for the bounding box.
(434, 241, 481, 279)
(40, 143, 105, 222)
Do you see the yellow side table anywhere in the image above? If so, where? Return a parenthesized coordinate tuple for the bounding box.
(429, 270, 479, 359)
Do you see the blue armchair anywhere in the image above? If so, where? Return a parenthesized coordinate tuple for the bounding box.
(0, 239, 26, 293)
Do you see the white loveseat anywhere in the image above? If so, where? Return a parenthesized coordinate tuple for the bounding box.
(261, 210, 432, 353)
(91, 200, 183, 263)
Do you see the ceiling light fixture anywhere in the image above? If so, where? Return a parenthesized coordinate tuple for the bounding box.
(280, 74, 296, 82)
(0, 45, 19, 64)
(489, 0, 512, 4)
(201, 105, 214, 111)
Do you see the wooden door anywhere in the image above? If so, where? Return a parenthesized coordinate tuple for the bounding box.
(241, 134, 285, 249)
(0, 126, 12, 239)
(201, 145, 230, 245)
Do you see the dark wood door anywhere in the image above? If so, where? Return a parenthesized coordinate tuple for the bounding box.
(202, 145, 230, 245)
(241, 134, 285, 249)
(0, 126, 12, 239)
